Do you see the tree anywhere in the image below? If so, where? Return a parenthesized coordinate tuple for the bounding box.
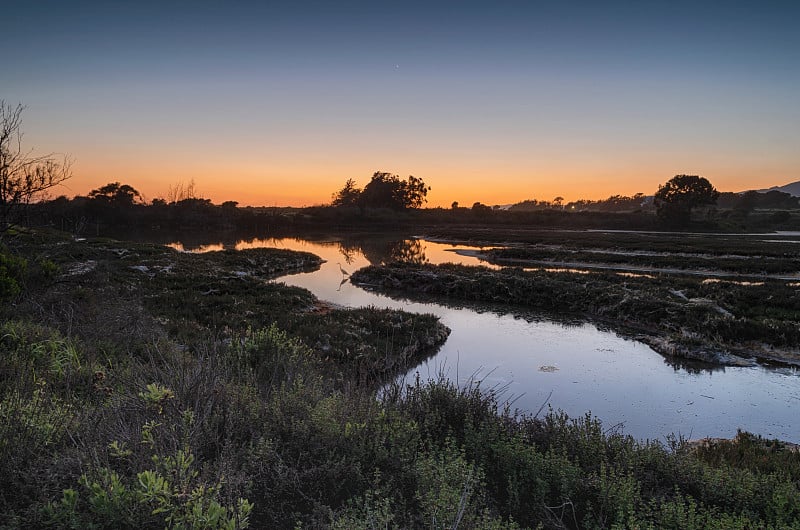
(654, 174, 719, 225)
(88, 182, 143, 206)
(401, 175, 430, 209)
(0, 101, 72, 233)
(359, 172, 402, 210)
(358, 171, 430, 211)
(331, 178, 361, 207)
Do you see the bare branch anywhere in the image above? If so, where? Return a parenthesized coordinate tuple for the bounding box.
(0, 101, 72, 234)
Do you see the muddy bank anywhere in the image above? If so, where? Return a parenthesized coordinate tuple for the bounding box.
(475, 247, 800, 278)
(351, 262, 800, 367)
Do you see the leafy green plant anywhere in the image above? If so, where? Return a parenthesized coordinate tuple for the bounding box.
(331, 486, 396, 530)
(45, 456, 253, 529)
(139, 382, 175, 414)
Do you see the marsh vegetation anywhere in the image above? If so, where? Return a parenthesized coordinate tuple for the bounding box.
(2, 227, 800, 528)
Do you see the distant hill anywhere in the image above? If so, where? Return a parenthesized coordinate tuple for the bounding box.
(755, 180, 800, 196)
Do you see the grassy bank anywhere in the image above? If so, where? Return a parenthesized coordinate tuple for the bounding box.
(2, 229, 800, 528)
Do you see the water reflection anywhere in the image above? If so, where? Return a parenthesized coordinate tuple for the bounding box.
(154, 232, 800, 442)
(131, 227, 499, 270)
(169, 234, 440, 268)
(663, 356, 727, 375)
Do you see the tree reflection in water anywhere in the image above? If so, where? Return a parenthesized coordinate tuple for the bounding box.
(110, 228, 431, 268)
(353, 238, 429, 266)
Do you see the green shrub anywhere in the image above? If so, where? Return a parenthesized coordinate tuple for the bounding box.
(0, 247, 27, 302)
(230, 324, 316, 389)
(414, 442, 485, 528)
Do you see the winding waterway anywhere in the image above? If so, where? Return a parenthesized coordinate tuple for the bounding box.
(169, 235, 800, 443)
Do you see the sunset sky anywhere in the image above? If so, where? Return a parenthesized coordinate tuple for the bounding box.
(4, 1, 799, 207)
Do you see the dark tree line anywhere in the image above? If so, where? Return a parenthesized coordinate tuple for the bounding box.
(17, 169, 800, 237)
(718, 190, 800, 212)
(32, 182, 272, 234)
(510, 193, 650, 213)
(509, 175, 728, 226)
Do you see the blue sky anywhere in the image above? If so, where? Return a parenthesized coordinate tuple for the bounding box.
(3, 1, 799, 205)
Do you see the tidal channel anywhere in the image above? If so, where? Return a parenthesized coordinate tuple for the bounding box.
(168, 235, 800, 443)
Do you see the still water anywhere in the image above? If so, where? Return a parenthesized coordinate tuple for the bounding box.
(170, 235, 800, 443)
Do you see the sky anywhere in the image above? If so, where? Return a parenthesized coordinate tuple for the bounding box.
(3, 0, 799, 207)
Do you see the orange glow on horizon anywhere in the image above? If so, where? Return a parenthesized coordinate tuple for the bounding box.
(63, 157, 796, 209)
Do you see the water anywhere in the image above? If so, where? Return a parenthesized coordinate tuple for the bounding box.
(169, 235, 800, 443)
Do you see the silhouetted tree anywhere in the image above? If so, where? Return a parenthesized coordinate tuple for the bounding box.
(471, 202, 492, 217)
(654, 174, 719, 225)
(88, 182, 142, 206)
(0, 101, 72, 233)
(331, 178, 361, 207)
(400, 175, 430, 209)
(359, 172, 401, 210)
(358, 172, 430, 210)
